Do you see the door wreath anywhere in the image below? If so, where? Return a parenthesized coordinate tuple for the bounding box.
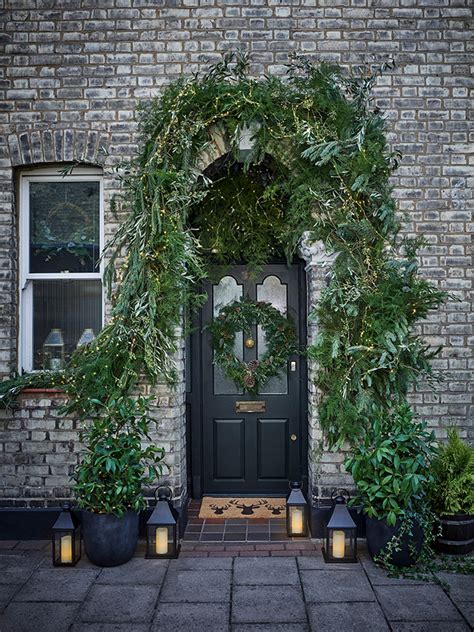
(207, 297, 298, 393)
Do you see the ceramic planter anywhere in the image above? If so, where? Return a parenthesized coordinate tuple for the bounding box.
(434, 513, 474, 555)
(82, 509, 139, 567)
(366, 515, 423, 567)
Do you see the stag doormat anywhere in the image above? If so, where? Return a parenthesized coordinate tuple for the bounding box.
(199, 497, 287, 519)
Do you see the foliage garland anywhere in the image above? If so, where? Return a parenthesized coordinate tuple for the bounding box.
(207, 297, 298, 394)
(0, 53, 445, 449)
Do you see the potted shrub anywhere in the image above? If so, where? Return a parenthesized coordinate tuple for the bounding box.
(429, 427, 474, 555)
(345, 404, 436, 567)
(74, 396, 164, 567)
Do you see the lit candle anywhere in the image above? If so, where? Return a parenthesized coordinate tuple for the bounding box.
(291, 508, 304, 535)
(60, 534, 72, 563)
(155, 527, 168, 555)
(332, 530, 345, 559)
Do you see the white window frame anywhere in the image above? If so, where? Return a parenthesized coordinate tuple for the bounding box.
(18, 166, 104, 373)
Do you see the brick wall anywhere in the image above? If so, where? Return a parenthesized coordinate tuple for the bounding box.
(0, 0, 472, 507)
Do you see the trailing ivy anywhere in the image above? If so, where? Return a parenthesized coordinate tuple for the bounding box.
(0, 53, 445, 447)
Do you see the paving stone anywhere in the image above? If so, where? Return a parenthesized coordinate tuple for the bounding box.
(234, 556, 299, 585)
(78, 584, 158, 623)
(97, 557, 168, 585)
(301, 570, 375, 603)
(436, 572, 474, 602)
(232, 585, 306, 623)
(0, 602, 79, 632)
(0, 541, 19, 550)
(0, 584, 20, 612)
(374, 585, 462, 622)
(455, 602, 474, 629)
(297, 552, 362, 571)
(160, 569, 231, 602)
(13, 568, 98, 602)
(307, 602, 390, 631)
(0, 554, 41, 584)
(71, 625, 150, 632)
(233, 626, 309, 631)
(13, 540, 50, 551)
(390, 623, 470, 631)
(169, 556, 233, 570)
(152, 602, 230, 631)
(358, 555, 425, 585)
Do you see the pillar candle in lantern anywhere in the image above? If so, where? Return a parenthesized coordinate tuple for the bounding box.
(332, 530, 345, 559)
(155, 527, 168, 555)
(291, 508, 304, 535)
(60, 534, 73, 563)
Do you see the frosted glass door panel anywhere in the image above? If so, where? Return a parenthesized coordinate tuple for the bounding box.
(257, 275, 288, 395)
(213, 275, 243, 395)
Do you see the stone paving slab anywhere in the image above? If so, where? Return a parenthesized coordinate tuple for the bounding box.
(0, 602, 79, 632)
(455, 602, 474, 629)
(307, 602, 390, 632)
(78, 584, 158, 624)
(169, 556, 233, 570)
(152, 602, 230, 631)
(232, 584, 306, 624)
(160, 569, 232, 603)
(296, 553, 362, 571)
(233, 626, 309, 632)
(0, 553, 42, 585)
(13, 568, 98, 602)
(234, 556, 299, 585)
(96, 557, 168, 585)
(301, 569, 375, 603)
(390, 623, 471, 631)
(0, 584, 19, 611)
(436, 572, 474, 602)
(71, 625, 150, 632)
(374, 584, 463, 622)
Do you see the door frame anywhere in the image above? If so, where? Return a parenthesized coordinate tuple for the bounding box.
(186, 259, 308, 498)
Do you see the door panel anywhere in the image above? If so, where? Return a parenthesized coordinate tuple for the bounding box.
(190, 262, 307, 495)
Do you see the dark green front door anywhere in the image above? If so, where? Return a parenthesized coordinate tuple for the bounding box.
(189, 263, 307, 496)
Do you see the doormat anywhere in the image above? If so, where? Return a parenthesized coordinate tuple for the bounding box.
(199, 497, 287, 519)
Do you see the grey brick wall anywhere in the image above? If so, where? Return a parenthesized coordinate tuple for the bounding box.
(0, 1, 472, 507)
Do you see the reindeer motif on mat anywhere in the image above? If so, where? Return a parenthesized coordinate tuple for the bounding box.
(265, 503, 285, 515)
(229, 499, 268, 515)
(209, 503, 231, 515)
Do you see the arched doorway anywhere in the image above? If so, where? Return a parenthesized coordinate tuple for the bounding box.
(186, 154, 308, 497)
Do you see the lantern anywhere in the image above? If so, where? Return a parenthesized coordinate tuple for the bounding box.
(146, 486, 180, 559)
(52, 503, 81, 566)
(76, 328, 95, 347)
(323, 490, 358, 563)
(43, 328, 65, 370)
(286, 481, 309, 537)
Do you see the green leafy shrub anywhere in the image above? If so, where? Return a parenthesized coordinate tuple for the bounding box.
(429, 428, 474, 516)
(73, 396, 165, 517)
(345, 404, 436, 526)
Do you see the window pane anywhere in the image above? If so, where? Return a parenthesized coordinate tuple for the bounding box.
(33, 280, 102, 370)
(30, 181, 100, 273)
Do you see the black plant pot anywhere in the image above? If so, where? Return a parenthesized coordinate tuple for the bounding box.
(366, 515, 423, 567)
(434, 513, 474, 555)
(82, 510, 139, 567)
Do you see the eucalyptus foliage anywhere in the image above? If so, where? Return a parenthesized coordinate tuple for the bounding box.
(0, 53, 445, 447)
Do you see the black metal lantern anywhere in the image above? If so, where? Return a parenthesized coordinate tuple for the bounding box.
(323, 490, 358, 563)
(52, 503, 81, 566)
(286, 481, 309, 537)
(146, 486, 180, 559)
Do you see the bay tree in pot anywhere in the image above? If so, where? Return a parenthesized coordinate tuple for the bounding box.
(74, 396, 164, 567)
(429, 428, 474, 555)
(345, 404, 436, 568)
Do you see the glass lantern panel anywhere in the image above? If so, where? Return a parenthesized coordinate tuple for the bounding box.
(288, 505, 305, 536)
(32, 280, 102, 370)
(54, 531, 74, 565)
(29, 180, 100, 273)
(148, 524, 175, 557)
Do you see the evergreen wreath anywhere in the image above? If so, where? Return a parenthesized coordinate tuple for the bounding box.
(208, 298, 298, 393)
